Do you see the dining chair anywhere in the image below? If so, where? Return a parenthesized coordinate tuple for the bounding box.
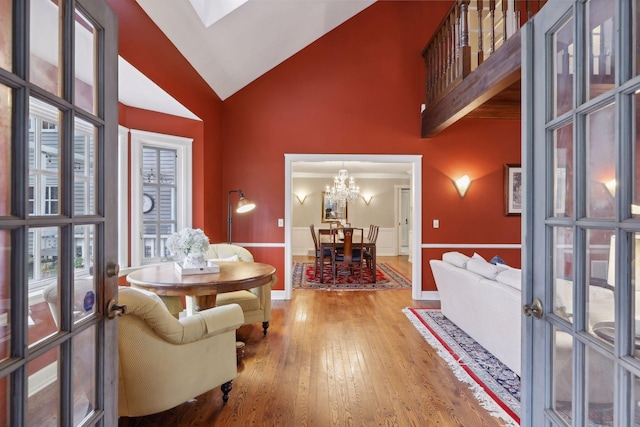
(364, 225, 379, 270)
(331, 227, 364, 285)
(310, 225, 333, 280)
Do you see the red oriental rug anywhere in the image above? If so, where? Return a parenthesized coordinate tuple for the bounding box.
(404, 308, 520, 426)
(292, 262, 411, 290)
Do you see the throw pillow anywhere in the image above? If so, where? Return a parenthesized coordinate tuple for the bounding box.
(490, 255, 506, 265)
(442, 251, 470, 268)
(466, 258, 507, 280)
(472, 252, 486, 262)
(495, 269, 521, 291)
(207, 254, 239, 263)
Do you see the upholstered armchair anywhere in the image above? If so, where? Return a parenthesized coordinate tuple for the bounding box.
(117, 286, 244, 417)
(204, 243, 276, 336)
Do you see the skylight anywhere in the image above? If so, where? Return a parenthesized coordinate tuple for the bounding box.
(188, 0, 249, 28)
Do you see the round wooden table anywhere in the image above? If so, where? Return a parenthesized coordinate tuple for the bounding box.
(126, 261, 276, 312)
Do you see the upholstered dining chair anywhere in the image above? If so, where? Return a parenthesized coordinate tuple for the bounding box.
(364, 225, 379, 270)
(331, 227, 364, 285)
(310, 224, 333, 280)
(205, 243, 276, 336)
(117, 286, 244, 417)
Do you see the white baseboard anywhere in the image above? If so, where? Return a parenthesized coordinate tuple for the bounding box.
(416, 291, 440, 301)
(271, 290, 287, 300)
(29, 361, 57, 397)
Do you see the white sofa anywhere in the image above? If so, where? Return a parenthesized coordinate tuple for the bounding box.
(430, 251, 628, 404)
(430, 252, 522, 376)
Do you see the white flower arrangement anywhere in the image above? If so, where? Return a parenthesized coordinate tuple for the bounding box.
(166, 228, 210, 259)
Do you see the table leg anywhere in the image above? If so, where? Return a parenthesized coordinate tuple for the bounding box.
(194, 293, 217, 312)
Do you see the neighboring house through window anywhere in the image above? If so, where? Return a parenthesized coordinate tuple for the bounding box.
(127, 130, 193, 267)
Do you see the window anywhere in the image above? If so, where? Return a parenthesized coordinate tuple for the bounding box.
(141, 145, 178, 260)
(128, 130, 193, 267)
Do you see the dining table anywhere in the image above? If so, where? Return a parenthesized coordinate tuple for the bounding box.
(125, 261, 276, 313)
(318, 228, 377, 283)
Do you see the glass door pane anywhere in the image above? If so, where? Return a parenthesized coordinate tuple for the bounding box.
(74, 10, 97, 114)
(29, 0, 60, 96)
(554, 16, 574, 117)
(586, 103, 615, 219)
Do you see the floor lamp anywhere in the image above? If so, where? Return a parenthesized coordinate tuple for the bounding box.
(227, 189, 256, 244)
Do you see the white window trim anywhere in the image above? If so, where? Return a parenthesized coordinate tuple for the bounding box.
(129, 130, 193, 267)
(117, 125, 129, 268)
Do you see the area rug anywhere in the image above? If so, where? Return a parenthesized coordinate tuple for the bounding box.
(403, 307, 520, 426)
(292, 262, 411, 290)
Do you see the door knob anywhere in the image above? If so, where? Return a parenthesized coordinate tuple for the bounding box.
(106, 261, 120, 277)
(107, 298, 126, 319)
(523, 298, 544, 319)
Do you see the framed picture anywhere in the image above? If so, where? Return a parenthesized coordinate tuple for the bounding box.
(321, 192, 348, 223)
(504, 164, 522, 216)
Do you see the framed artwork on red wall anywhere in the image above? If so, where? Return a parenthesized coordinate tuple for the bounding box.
(505, 164, 522, 216)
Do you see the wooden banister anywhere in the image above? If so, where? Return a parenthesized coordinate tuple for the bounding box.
(422, 0, 540, 111)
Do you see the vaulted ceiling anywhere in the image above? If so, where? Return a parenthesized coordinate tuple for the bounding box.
(119, 0, 376, 119)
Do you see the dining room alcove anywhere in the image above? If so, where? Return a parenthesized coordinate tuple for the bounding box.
(285, 154, 423, 300)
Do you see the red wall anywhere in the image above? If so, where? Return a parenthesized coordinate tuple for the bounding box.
(107, 0, 224, 241)
(112, 0, 522, 292)
(221, 1, 522, 291)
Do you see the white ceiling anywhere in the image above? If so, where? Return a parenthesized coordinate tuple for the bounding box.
(118, 0, 375, 123)
(292, 161, 412, 179)
(118, 1, 411, 176)
(135, 0, 375, 101)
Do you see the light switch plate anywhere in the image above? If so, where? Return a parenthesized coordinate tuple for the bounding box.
(278, 218, 284, 227)
(433, 219, 439, 228)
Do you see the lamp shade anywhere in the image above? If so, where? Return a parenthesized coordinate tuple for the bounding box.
(236, 197, 256, 213)
(454, 175, 471, 197)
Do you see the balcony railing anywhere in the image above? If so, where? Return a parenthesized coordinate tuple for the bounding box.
(422, 0, 546, 106)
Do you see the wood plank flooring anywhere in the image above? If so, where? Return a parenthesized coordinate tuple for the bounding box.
(119, 257, 504, 426)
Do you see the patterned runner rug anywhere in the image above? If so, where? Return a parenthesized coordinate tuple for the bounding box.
(292, 262, 411, 290)
(403, 308, 521, 426)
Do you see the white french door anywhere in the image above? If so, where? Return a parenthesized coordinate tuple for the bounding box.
(0, 0, 119, 425)
(524, 0, 640, 425)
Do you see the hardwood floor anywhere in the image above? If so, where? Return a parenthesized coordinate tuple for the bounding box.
(119, 257, 504, 426)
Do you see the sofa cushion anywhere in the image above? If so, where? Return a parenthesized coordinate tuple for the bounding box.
(215, 290, 260, 311)
(495, 268, 522, 291)
(466, 258, 507, 280)
(208, 254, 239, 263)
(442, 251, 471, 268)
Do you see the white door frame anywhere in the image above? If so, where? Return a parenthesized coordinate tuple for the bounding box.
(284, 154, 422, 300)
(395, 185, 411, 256)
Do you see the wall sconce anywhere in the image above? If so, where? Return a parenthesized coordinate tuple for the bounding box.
(362, 194, 373, 205)
(295, 194, 307, 205)
(604, 179, 616, 197)
(454, 175, 471, 197)
(228, 189, 256, 244)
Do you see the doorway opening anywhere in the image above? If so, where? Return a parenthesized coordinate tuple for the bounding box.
(283, 154, 422, 300)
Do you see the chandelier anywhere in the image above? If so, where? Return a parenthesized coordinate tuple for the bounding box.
(325, 168, 360, 206)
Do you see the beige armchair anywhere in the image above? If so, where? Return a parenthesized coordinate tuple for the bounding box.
(117, 286, 244, 417)
(205, 243, 276, 336)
